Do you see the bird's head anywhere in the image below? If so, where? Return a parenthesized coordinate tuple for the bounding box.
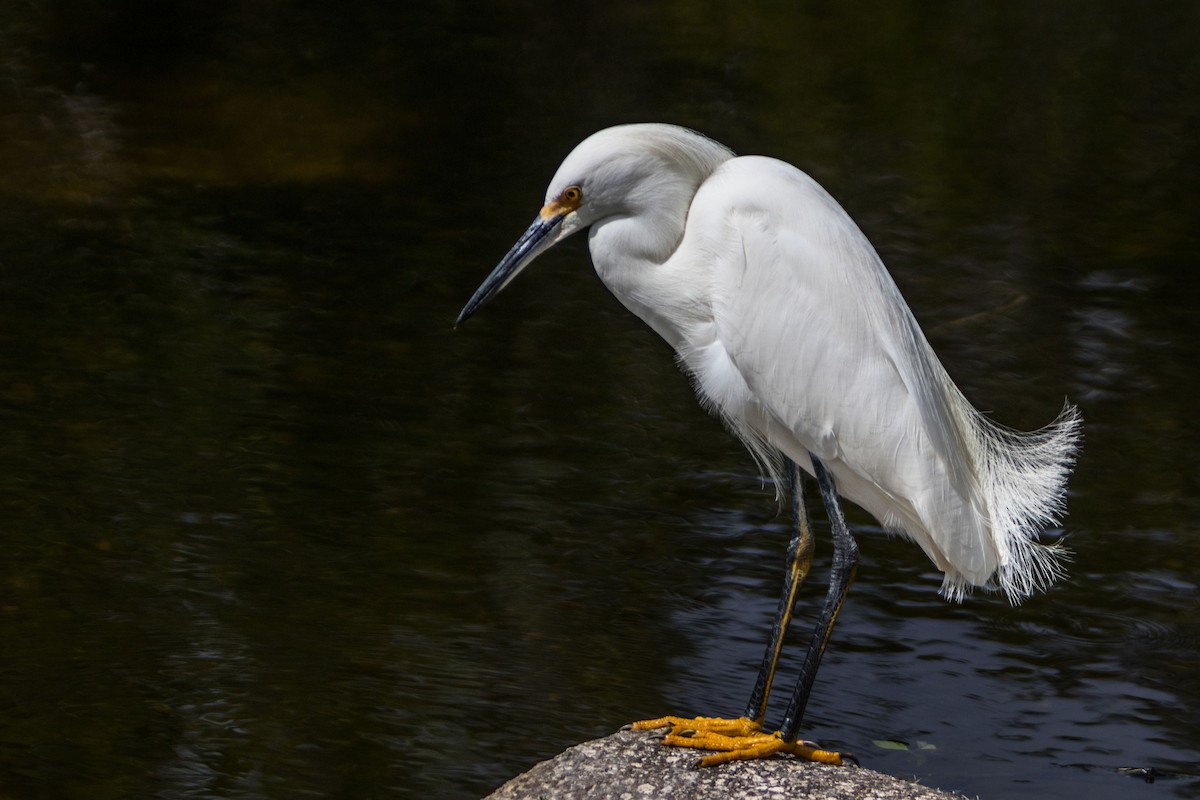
(455, 123, 733, 325)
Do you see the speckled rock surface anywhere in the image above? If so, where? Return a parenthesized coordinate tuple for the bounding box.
(484, 729, 966, 800)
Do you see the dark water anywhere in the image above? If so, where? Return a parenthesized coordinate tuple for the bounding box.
(2, 2, 1199, 798)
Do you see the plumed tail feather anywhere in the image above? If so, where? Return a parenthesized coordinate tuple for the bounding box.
(940, 400, 1082, 603)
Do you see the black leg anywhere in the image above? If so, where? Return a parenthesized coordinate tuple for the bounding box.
(629, 454, 855, 767)
(779, 454, 859, 741)
(742, 459, 815, 723)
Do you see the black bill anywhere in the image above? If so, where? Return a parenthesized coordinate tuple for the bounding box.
(456, 213, 566, 325)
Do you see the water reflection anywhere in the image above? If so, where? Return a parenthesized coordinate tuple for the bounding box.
(2, 2, 1200, 799)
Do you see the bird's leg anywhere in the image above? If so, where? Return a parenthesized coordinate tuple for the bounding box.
(778, 455, 859, 747)
(631, 459, 846, 767)
(742, 459, 813, 725)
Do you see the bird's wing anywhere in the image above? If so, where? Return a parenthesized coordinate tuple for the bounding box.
(687, 156, 997, 584)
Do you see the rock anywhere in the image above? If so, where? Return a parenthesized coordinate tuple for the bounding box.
(484, 729, 965, 800)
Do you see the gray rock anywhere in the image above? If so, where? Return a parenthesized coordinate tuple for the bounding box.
(485, 729, 967, 799)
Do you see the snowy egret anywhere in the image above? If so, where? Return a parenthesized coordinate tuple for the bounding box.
(456, 123, 1080, 766)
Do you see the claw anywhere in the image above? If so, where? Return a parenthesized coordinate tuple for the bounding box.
(629, 714, 849, 767)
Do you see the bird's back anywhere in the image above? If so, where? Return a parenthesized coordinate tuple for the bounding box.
(670, 155, 1080, 602)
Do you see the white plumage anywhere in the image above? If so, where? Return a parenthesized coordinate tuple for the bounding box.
(460, 122, 1081, 603)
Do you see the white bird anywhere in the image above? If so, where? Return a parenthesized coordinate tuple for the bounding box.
(457, 123, 1080, 766)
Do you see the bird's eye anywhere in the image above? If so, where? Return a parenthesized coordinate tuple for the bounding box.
(563, 186, 583, 204)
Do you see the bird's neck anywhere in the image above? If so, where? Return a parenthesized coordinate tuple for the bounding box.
(587, 206, 707, 350)
(589, 167, 702, 263)
(590, 208, 683, 266)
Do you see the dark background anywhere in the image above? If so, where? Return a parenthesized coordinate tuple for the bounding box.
(2, 2, 1198, 798)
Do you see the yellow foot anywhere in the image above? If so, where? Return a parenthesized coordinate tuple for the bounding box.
(630, 715, 847, 767)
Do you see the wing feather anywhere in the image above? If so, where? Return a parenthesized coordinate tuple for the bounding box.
(677, 156, 1076, 599)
